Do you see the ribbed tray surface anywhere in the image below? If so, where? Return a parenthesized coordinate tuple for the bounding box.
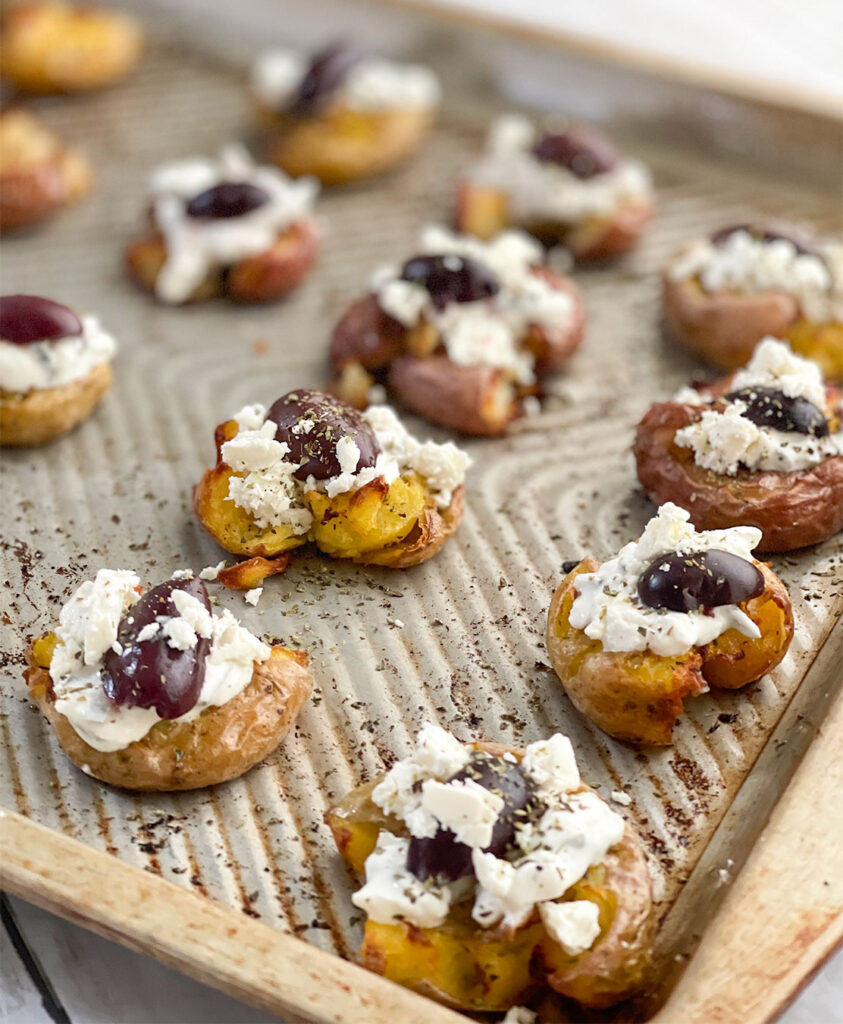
(1, 39, 841, 979)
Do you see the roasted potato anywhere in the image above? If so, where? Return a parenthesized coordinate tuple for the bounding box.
(456, 179, 654, 261)
(329, 267, 584, 436)
(663, 275, 843, 382)
(26, 633, 313, 791)
(0, 2, 143, 94)
(194, 418, 464, 583)
(0, 362, 112, 447)
(633, 397, 843, 552)
(546, 558, 793, 745)
(260, 106, 434, 185)
(125, 220, 318, 304)
(0, 108, 92, 231)
(326, 741, 654, 1012)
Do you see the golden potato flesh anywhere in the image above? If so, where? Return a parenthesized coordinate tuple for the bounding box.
(326, 744, 654, 1013)
(546, 557, 794, 745)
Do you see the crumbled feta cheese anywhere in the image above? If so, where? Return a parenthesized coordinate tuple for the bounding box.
(521, 734, 580, 797)
(611, 790, 632, 806)
(232, 403, 268, 432)
(0, 314, 117, 394)
(351, 832, 452, 928)
(539, 899, 601, 956)
(730, 337, 827, 408)
(668, 233, 843, 323)
(49, 571, 272, 753)
(466, 113, 653, 224)
(568, 503, 762, 657)
(244, 587, 263, 606)
(420, 777, 504, 848)
(251, 49, 440, 114)
(199, 560, 226, 581)
(500, 1008, 537, 1024)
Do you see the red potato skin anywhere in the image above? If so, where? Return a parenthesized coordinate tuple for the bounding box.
(330, 293, 407, 371)
(525, 268, 586, 371)
(562, 199, 655, 262)
(633, 397, 843, 552)
(662, 274, 801, 370)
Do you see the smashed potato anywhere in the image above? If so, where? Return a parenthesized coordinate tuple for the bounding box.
(0, 362, 112, 447)
(0, 108, 92, 231)
(326, 741, 654, 1012)
(546, 558, 794, 745)
(26, 637, 312, 791)
(0, 2, 143, 94)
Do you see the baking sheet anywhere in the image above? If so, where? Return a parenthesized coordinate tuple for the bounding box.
(1, 21, 842, 1021)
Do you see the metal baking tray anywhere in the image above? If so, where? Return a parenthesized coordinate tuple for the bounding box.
(1, 3, 841, 1021)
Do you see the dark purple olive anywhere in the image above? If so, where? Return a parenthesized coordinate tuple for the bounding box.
(406, 753, 540, 885)
(102, 576, 211, 720)
(561, 558, 581, 574)
(710, 224, 816, 258)
(287, 42, 363, 117)
(531, 126, 619, 179)
(637, 549, 764, 614)
(726, 386, 829, 437)
(266, 388, 380, 481)
(0, 294, 83, 345)
(185, 182, 270, 220)
(399, 254, 500, 311)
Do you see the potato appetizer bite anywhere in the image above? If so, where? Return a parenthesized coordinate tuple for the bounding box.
(0, 2, 142, 94)
(634, 338, 843, 552)
(0, 293, 116, 446)
(194, 388, 468, 586)
(546, 503, 793, 746)
(125, 145, 319, 305)
(663, 223, 843, 382)
(250, 41, 440, 184)
(26, 569, 313, 790)
(330, 226, 585, 435)
(455, 114, 654, 260)
(327, 724, 654, 1013)
(0, 109, 92, 231)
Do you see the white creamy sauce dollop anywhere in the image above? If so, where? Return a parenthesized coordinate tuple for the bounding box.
(568, 503, 763, 657)
(0, 315, 116, 393)
(351, 724, 624, 947)
(220, 402, 470, 530)
(464, 113, 653, 224)
(49, 569, 271, 752)
(673, 338, 842, 475)
(149, 145, 317, 304)
(250, 49, 440, 113)
(667, 231, 843, 323)
(372, 225, 574, 385)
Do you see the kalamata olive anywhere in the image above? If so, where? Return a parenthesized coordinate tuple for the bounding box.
(287, 42, 363, 117)
(267, 388, 380, 481)
(531, 126, 619, 179)
(102, 576, 211, 720)
(185, 182, 270, 220)
(725, 386, 830, 437)
(561, 558, 581, 574)
(637, 549, 764, 614)
(710, 224, 816, 257)
(400, 254, 500, 311)
(406, 753, 540, 884)
(0, 294, 83, 345)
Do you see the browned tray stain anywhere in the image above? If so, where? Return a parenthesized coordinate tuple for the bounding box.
(1, 27, 841, 1024)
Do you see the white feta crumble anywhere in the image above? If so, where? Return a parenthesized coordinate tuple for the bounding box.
(611, 790, 632, 806)
(465, 113, 653, 224)
(673, 338, 841, 475)
(49, 570, 272, 753)
(199, 560, 226, 581)
(351, 832, 452, 928)
(251, 49, 440, 114)
(539, 899, 601, 956)
(500, 1008, 537, 1024)
(0, 314, 117, 394)
(420, 777, 504, 848)
(244, 587, 263, 606)
(148, 145, 318, 305)
(371, 225, 576, 386)
(568, 503, 762, 657)
(667, 231, 843, 323)
(521, 733, 579, 797)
